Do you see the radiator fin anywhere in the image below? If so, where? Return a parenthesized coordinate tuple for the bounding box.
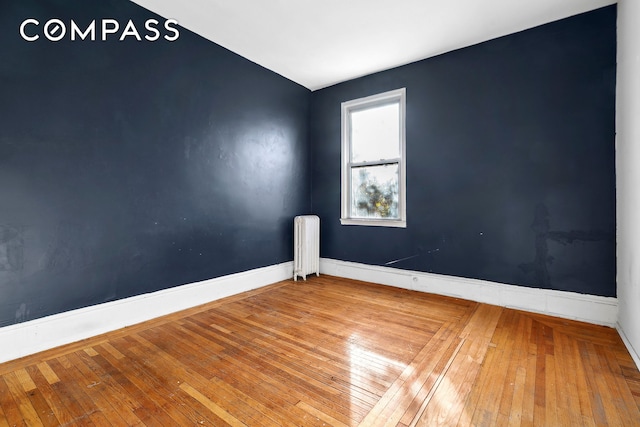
(293, 215, 320, 281)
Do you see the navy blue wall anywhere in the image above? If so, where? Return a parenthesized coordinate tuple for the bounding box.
(0, 2, 618, 329)
(0, 0, 310, 326)
(310, 6, 616, 297)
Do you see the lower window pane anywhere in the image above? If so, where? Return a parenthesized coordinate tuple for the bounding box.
(351, 164, 399, 219)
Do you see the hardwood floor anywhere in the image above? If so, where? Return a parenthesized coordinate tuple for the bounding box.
(0, 275, 639, 426)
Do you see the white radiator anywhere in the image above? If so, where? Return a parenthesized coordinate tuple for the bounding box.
(293, 215, 320, 281)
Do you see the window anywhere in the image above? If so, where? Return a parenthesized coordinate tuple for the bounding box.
(341, 88, 406, 227)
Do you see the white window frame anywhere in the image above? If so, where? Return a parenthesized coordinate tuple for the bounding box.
(340, 88, 406, 228)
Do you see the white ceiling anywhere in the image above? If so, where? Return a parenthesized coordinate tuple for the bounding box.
(130, 0, 616, 91)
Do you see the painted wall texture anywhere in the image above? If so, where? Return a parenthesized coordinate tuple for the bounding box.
(616, 0, 640, 364)
(310, 6, 617, 297)
(0, 0, 310, 326)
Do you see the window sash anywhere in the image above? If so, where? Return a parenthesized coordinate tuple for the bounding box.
(349, 101, 400, 163)
(349, 158, 401, 168)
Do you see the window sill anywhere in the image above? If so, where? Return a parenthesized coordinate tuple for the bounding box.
(340, 218, 406, 228)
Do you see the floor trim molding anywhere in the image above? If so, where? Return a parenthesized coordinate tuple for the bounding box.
(617, 324, 640, 370)
(0, 261, 293, 364)
(320, 258, 618, 327)
(1, 258, 622, 365)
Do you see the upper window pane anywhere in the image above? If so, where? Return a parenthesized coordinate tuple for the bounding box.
(350, 102, 399, 163)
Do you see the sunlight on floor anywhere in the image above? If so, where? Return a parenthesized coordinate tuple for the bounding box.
(348, 333, 407, 423)
(347, 332, 472, 425)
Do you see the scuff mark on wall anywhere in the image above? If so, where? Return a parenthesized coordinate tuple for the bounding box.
(385, 248, 440, 266)
(0, 225, 24, 271)
(519, 204, 612, 288)
(15, 303, 29, 323)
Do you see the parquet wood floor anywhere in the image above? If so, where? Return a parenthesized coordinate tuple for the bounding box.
(1, 275, 638, 426)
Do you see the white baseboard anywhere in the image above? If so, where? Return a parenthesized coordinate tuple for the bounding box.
(320, 258, 618, 327)
(0, 261, 293, 364)
(1, 258, 622, 365)
(617, 324, 640, 370)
